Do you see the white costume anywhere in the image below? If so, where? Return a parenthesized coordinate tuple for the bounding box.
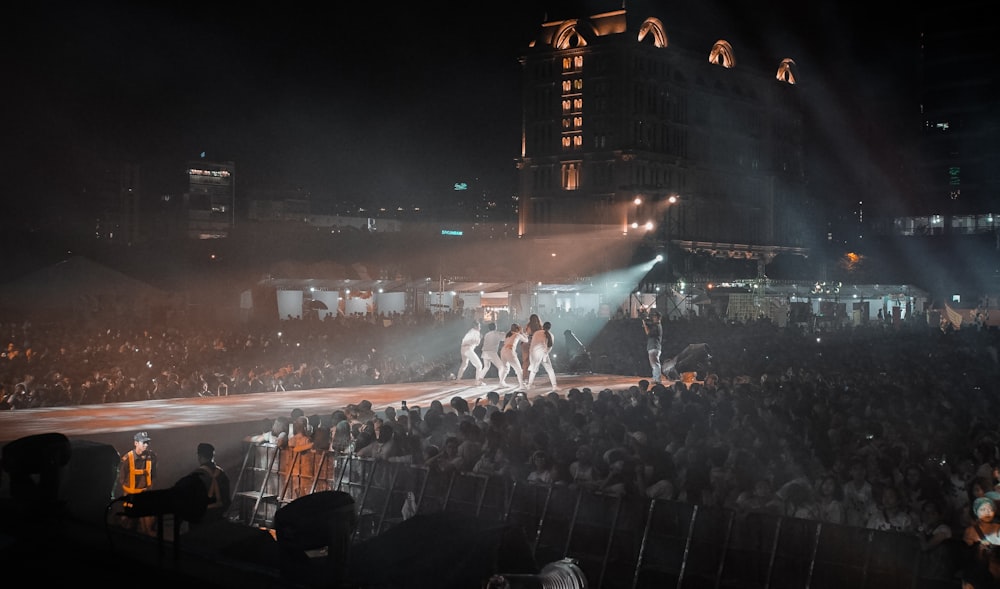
(457, 323, 484, 384)
(499, 331, 528, 389)
(480, 325, 504, 384)
(527, 326, 557, 390)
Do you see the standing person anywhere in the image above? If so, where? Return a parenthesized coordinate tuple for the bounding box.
(119, 431, 158, 535)
(526, 321, 557, 391)
(522, 314, 543, 381)
(499, 323, 528, 389)
(480, 322, 504, 385)
(455, 318, 485, 385)
(843, 458, 876, 527)
(643, 310, 664, 383)
(866, 486, 915, 533)
(964, 496, 1000, 582)
(191, 442, 231, 526)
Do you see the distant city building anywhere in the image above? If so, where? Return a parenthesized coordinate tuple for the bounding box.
(515, 7, 813, 277)
(184, 160, 235, 239)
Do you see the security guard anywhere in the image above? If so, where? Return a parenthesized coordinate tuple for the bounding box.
(120, 431, 157, 534)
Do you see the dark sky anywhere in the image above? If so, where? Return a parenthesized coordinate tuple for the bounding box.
(8, 3, 545, 208)
(5, 1, 916, 214)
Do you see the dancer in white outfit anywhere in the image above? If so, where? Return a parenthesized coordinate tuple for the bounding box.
(499, 323, 528, 389)
(480, 322, 504, 384)
(527, 321, 557, 390)
(456, 319, 484, 385)
(522, 314, 543, 382)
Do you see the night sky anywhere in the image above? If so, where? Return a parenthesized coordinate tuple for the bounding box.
(6, 1, 918, 217)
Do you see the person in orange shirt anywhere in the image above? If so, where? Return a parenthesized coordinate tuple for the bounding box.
(119, 431, 158, 535)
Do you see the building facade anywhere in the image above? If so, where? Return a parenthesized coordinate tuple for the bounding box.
(185, 160, 236, 239)
(515, 8, 812, 278)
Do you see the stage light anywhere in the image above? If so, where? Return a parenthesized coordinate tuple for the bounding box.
(486, 558, 588, 588)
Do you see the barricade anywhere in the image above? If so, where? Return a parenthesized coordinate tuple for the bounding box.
(230, 454, 937, 589)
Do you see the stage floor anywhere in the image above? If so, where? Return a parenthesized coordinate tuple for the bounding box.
(0, 372, 643, 443)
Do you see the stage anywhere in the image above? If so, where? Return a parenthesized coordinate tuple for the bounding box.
(0, 372, 643, 491)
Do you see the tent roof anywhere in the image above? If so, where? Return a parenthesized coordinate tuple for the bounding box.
(0, 256, 168, 317)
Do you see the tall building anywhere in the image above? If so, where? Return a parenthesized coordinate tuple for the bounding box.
(913, 0, 1000, 225)
(184, 160, 236, 239)
(515, 6, 812, 280)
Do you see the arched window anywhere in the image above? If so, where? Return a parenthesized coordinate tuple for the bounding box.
(709, 40, 736, 68)
(561, 162, 580, 190)
(637, 17, 668, 48)
(553, 22, 589, 49)
(776, 58, 797, 84)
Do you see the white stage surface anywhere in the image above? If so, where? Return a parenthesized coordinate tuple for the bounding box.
(0, 373, 644, 487)
(0, 373, 643, 443)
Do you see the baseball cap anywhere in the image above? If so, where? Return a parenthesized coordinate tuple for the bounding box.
(134, 431, 151, 443)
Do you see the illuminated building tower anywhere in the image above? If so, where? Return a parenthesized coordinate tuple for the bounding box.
(515, 7, 811, 274)
(185, 160, 236, 239)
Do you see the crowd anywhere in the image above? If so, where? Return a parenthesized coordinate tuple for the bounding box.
(248, 314, 1000, 585)
(5, 307, 1000, 583)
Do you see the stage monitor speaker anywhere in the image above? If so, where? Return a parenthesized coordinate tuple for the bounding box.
(62, 439, 120, 524)
(2, 432, 72, 508)
(346, 511, 537, 589)
(274, 490, 356, 586)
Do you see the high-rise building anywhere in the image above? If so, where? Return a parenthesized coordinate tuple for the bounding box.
(184, 160, 236, 239)
(515, 6, 812, 279)
(914, 0, 999, 224)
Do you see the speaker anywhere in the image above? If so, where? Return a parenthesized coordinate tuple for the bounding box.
(346, 512, 537, 589)
(62, 439, 120, 524)
(1, 432, 72, 507)
(274, 490, 356, 586)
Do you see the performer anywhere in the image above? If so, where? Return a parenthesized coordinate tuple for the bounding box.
(643, 310, 664, 383)
(455, 318, 485, 385)
(499, 323, 528, 389)
(527, 321, 557, 390)
(522, 314, 543, 381)
(480, 322, 504, 384)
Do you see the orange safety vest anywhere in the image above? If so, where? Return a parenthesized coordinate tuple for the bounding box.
(198, 464, 222, 508)
(122, 451, 152, 494)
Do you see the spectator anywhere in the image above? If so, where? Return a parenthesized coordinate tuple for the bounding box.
(190, 442, 231, 526)
(815, 474, 846, 525)
(866, 486, 915, 533)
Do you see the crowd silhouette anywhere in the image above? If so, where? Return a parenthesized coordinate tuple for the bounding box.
(4, 308, 1000, 583)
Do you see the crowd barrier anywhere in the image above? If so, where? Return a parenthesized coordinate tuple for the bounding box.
(228, 443, 960, 589)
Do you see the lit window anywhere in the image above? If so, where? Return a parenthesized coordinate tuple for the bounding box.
(709, 40, 736, 68)
(775, 58, 796, 84)
(561, 162, 580, 190)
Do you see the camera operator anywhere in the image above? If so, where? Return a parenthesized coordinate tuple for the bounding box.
(643, 309, 664, 384)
